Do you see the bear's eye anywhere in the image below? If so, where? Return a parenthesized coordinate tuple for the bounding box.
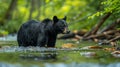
(62, 24, 65, 27)
(62, 22, 64, 24)
(62, 22, 66, 25)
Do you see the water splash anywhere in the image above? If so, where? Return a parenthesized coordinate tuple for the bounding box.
(0, 46, 83, 53)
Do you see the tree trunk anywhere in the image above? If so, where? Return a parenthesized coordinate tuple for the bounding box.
(0, 0, 17, 25)
(36, 0, 41, 20)
(41, 0, 46, 16)
(28, 0, 35, 20)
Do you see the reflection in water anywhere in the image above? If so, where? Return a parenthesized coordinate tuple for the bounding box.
(0, 34, 17, 41)
(1, 62, 120, 67)
(45, 62, 120, 67)
(20, 52, 57, 61)
(0, 62, 41, 67)
(0, 63, 22, 67)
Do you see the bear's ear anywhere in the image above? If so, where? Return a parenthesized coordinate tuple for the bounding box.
(63, 16, 67, 21)
(53, 16, 58, 23)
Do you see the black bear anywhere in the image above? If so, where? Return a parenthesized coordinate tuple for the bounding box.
(17, 16, 70, 47)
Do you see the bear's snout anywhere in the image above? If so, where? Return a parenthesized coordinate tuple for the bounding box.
(63, 27, 70, 34)
(66, 30, 70, 34)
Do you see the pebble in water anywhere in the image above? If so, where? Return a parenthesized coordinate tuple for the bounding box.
(80, 52, 97, 58)
(111, 51, 120, 58)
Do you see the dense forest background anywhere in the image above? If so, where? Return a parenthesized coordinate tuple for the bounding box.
(0, 0, 120, 36)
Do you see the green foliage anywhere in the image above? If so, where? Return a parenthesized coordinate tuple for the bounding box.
(89, 0, 120, 19)
(0, 0, 10, 21)
(0, 0, 111, 34)
(4, 20, 20, 33)
(0, 30, 8, 36)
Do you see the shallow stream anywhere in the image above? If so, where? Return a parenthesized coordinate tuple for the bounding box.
(0, 34, 120, 67)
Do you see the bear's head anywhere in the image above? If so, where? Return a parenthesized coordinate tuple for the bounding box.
(53, 16, 70, 34)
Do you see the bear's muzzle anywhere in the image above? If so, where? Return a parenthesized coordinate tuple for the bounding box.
(63, 27, 70, 34)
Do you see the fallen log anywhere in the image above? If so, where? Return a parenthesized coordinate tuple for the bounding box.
(107, 35, 120, 42)
(58, 33, 75, 39)
(97, 35, 120, 46)
(58, 30, 87, 39)
(101, 18, 120, 33)
(84, 30, 120, 39)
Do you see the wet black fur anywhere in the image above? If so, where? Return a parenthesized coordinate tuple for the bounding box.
(17, 16, 69, 47)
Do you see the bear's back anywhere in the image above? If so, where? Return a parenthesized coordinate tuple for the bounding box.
(41, 18, 53, 29)
(42, 18, 52, 24)
(23, 20, 39, 27)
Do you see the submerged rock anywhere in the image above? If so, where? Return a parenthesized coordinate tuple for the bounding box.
(80, 52, 97, 58)
(111, 51, 120, 58)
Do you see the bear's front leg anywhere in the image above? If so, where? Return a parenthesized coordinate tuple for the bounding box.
(37, 34, 47, 47)
(47, 36, 57, 47)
